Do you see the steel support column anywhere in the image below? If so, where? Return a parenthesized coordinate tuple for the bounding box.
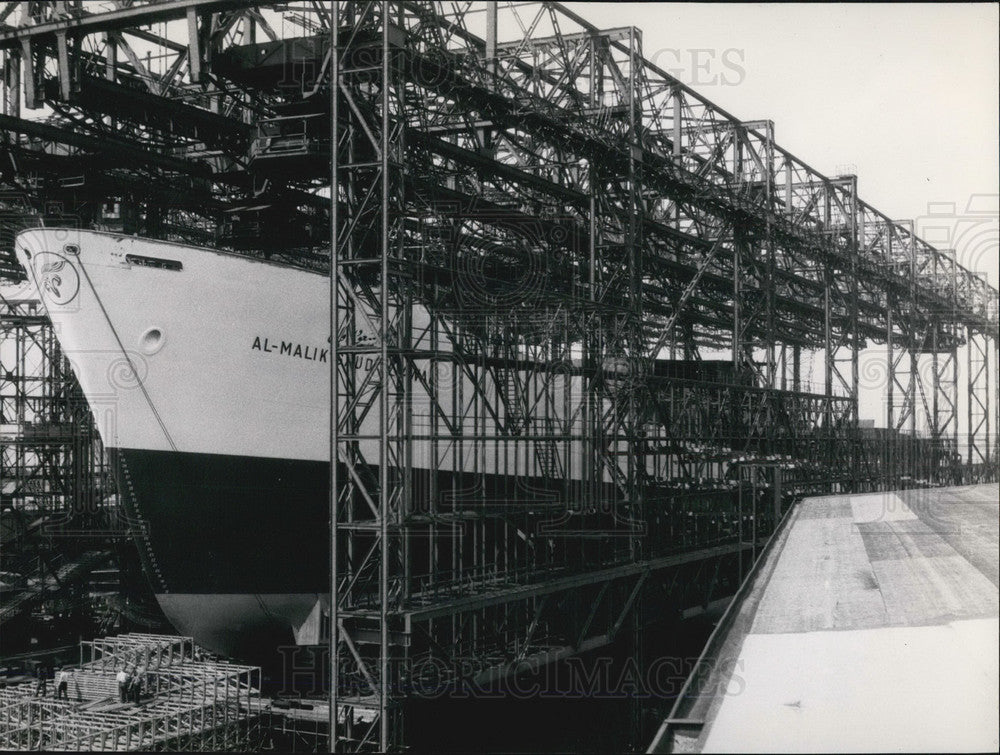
(929, 249, 960, 484)
(967, 329, 991, 481)
(331, 3, 410, 750)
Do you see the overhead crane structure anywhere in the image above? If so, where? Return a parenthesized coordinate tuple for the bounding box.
(0, 1, 998, 751)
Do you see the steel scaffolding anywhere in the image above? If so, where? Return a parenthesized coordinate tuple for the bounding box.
(0, 632, 263, 750)
(0, 291, 133, 642)
(0, 2, 997, 751)
(0, 295, 118, 529)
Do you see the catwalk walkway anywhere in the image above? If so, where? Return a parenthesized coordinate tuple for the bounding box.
(649, 484, 999, 753)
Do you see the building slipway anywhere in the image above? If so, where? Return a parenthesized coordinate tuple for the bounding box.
(649, 484, 1000, 753)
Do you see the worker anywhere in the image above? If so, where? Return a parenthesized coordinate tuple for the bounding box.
(56, 667, 70, 700)
(126, 665, 138, 703)
(116, 664, 129, 703)
(33, 662, 48, 698)
(131, 664, 146, 704)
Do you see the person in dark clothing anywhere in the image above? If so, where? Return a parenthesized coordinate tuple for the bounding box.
(129, 665, 145, 704)
(33, 663, 48, 698)
(56, 668, 70, 700)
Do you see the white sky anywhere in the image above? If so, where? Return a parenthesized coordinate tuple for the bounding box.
(565, 2, 1000, 287)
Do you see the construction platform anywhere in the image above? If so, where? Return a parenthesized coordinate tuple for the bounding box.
(649, 484, 1000, 753)
(0, 633, 263, 751)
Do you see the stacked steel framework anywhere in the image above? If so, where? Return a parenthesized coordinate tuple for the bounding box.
(0, 2, 997, 751)
(0, 632, 263, 750)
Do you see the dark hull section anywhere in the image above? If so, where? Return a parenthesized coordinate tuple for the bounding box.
(108, 447, 571, 658)
(110, 448, 330, 594)
(109, 447, 333, 658)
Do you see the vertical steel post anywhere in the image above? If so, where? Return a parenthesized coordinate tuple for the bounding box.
(328, 3, 339, 751)
(378, 14, 391, 747)
(485, 0, 496, 78)
(822, 231, 834, 482)
(847, 178, 860, 491)
(886, 286, 895, 490)
(733, 231, 742, 369)
(3, 48, 20, 119)
(967, 329, 990, 480)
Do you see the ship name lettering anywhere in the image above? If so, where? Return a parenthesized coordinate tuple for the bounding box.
(252, 336, 329, 363)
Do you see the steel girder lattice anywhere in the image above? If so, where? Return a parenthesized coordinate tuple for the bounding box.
(0, 2, 997, 751)
(330, 6, 409, 747)
(0, 291, 127, 638)
(0, 295, 117, 530)
(323, 2, 997, 748)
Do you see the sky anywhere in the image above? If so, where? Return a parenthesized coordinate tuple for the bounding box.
(565, 2, 1000, 287)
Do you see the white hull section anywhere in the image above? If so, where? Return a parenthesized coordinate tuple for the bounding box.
(16, 228, 616, 481)
(18, 229, 333, 460)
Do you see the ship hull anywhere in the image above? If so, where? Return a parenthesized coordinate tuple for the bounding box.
(109, 447, 328, 655)
(110, 447, 566, 655)
(14, 228, 344, 656)
(14, 228, 589, 659)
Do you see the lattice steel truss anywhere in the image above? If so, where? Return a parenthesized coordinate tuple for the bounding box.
(1, 294, 117, 528)
(1, 292, 128, 640)
(0, 2, 997, 751)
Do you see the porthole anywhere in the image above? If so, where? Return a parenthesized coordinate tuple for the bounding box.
(139, 327, 165, 356)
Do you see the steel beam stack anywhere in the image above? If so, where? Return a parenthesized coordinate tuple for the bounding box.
(0, 632, 263, 751)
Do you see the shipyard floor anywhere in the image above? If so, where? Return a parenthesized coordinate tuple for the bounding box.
(650, 483, 1000, 753)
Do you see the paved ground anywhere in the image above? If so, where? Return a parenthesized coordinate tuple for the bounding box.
(666, 484, 999, 753)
